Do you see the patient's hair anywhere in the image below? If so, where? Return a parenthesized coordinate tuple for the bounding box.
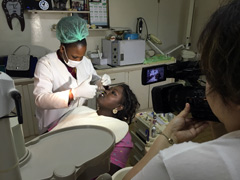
(198, 0, 240, 104)
(115, 84, 140, 124)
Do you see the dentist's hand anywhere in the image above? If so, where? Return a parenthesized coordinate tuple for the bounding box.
(72, 75, 98, 99)
(101, 74, 111, 86)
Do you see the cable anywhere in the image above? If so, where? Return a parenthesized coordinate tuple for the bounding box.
(142, 18, 149, 38)
(136, 17, 149, 40)
(136, 18, 143, 34)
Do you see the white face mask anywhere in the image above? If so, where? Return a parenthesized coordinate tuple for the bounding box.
(65, 59, 82, 68)
(63, 47, 82, 68)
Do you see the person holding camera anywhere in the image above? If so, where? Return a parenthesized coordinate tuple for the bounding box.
(124, 0, 240, 179)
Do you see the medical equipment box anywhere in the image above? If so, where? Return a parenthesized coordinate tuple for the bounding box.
(102, 39, 146, 66)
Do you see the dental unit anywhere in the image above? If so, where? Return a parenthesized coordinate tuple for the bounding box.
(0, 72, 115, 180)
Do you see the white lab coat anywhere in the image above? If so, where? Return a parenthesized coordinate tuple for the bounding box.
(33, 52, 100, 133)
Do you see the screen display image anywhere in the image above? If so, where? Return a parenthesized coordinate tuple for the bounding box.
(146, 66, 165, 84)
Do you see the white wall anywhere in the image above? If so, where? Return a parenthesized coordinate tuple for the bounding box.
(108, 0, 190, 53)
(0, 0, 221, 58)
(0, 12, 65, 56)
(191, 0, 222, 52)
(156, 0, 189, 51)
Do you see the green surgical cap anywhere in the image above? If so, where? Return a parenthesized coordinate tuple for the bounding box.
(56, 16, 89, 44)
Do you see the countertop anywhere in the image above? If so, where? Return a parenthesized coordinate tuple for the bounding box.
(12, 60, 175, 84)
(96, 61, 174, 74)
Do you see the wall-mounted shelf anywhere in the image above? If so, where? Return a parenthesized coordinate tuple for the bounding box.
(89, 28, 109, 31)
(27, 10, 90, 14)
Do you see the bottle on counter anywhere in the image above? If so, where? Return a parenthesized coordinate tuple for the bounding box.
(150, 112, 157, 138)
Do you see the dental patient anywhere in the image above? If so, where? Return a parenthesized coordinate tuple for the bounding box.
(52, 83, 140, 175)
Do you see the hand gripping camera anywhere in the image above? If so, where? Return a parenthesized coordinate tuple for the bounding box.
(142, 60, 219, 122)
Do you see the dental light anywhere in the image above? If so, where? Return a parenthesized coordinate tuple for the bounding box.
(146, 34, 165, 55)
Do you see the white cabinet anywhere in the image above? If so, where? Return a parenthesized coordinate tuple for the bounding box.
(128, 70, 149, 110)
(14, 79, 38, 139)
(28, 83, 39, 136)
(98, 71, 128, 85)
(15, 85, 31, 137)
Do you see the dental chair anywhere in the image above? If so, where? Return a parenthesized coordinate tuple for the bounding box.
(0, 72, 116, 180)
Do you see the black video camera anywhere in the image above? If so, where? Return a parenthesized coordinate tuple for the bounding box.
(141, 60, 219, 122)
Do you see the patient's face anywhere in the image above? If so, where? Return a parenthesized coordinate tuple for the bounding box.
(97, 85, 124, 110)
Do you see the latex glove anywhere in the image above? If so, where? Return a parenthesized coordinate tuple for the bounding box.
(101, 74, 111, 86)
(72, 75, 98, 99)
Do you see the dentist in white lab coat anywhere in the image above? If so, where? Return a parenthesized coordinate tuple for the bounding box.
(33, 16, 111, 134)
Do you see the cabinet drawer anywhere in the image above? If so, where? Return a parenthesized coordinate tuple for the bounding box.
(134, 117, 150, 142)
(100, 72, 128, 85)
(129, 146, 145, 166)
(130, 131, 146, 156)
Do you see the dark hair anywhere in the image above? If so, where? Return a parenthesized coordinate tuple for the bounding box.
(114, 84, 140, 124)
(198, 0, 240, 104)
(61, 38, 87, 48)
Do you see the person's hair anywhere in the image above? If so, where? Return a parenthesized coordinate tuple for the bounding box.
(61, 39, 87, 49)
(114, 84, 140, 124)
(198, 0, 240, 105)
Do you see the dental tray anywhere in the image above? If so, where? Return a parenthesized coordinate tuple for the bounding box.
(20, 125, 115, 180)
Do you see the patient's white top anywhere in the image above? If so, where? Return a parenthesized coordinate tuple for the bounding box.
(133, 130, 240, 180)
(52, 106, 128, 143)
